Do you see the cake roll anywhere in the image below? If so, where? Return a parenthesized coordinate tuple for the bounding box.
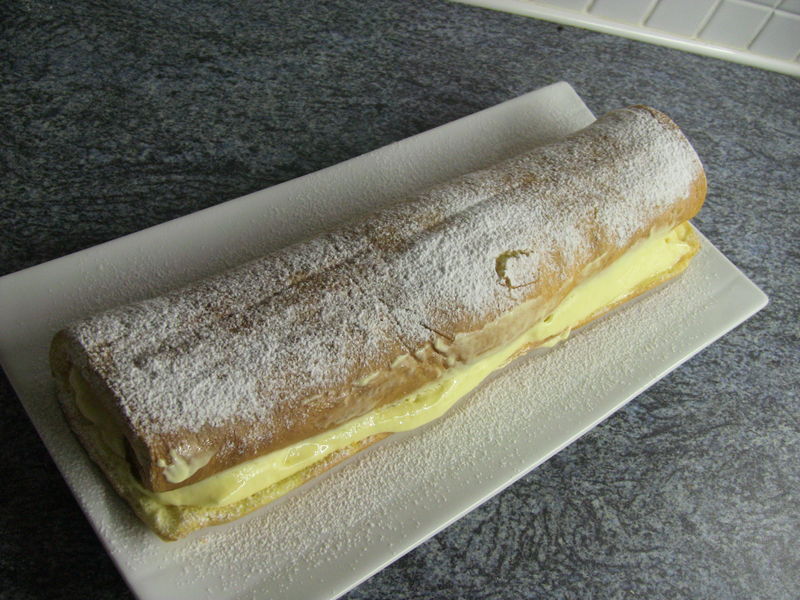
(50, 105, 706, 540)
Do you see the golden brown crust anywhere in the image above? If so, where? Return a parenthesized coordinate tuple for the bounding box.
(56, 377, 390, 541)
(53, 223, 701, 541)
(501, 224, 701, 367)
(51, 104, 707, 531)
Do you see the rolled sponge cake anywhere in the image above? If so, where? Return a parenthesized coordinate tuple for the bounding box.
(51, 105, 706, 539)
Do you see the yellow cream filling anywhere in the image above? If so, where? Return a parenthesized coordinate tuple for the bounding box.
(156, 449, 216, 484)
(70, 368, 126, 458)
(72, 223, 695, 509)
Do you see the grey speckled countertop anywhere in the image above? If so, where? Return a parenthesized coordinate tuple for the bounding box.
(1, 1, 798, 599)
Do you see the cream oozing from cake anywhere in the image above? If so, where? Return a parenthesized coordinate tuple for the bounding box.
(59, 107, 704, 487)
(70, 222, 698, 510)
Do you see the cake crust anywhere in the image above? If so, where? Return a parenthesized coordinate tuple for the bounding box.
(50, 106, 707, 499)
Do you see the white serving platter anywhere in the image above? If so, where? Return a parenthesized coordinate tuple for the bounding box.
(0, 82, 767, 600)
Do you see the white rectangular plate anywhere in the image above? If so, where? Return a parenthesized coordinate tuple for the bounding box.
(0, 82, 767, 600)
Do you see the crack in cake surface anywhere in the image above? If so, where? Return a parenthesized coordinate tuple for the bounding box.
(52, 106, 706, 494)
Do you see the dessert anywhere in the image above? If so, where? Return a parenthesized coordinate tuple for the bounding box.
(50, 105, 706, 540)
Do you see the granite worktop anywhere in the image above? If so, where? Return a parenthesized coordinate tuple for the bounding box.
(1, 1, 798, 598)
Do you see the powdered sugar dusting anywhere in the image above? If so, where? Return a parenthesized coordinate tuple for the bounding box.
(62, 107, 703, 461)
(150, 237, 717, 600)
(73, 229, 765, 600)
